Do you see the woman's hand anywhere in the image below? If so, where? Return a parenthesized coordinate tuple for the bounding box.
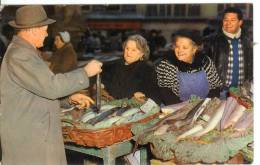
(69, 93, 95, 109)
(133, 92, 146, 103)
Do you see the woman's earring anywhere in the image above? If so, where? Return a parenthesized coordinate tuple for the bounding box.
(140, 54, 144, 61)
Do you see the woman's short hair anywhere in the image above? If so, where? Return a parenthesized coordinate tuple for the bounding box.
(122, 34, 150, 61)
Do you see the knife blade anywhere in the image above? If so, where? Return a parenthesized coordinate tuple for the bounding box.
(96, 73, 101, 113)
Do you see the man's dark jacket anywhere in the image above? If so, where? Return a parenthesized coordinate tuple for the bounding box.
(203, 30, 253, 87)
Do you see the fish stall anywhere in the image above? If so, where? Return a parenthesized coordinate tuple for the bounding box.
(61, 97, 161, 165)
(62, 97, 161, 147)
(132, 87, 253, 164)
(61, 73, 163, 165)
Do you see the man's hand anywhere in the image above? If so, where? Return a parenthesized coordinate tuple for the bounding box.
(84, 60, 103, 77)
(69, 93, 95, 109)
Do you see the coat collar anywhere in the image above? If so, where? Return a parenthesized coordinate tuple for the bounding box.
(121, 59, 144, 68)
(217, 28, 245, 41)
(166, 51, 206, 72)
(11, 35, 37, 51)
(222, 28, 241, 39)
(11, 35, 42, 58)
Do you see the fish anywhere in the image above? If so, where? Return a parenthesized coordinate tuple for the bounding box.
(87, 107, 122, 125)
(223, 104, 246, 129)
(81, 111, 97, 123)
(199, 97, 221, 122)
(154, 124, 170, 136)
(234, 111, 253, 132)
(166, 118, 192, 130)
(177, 124, 204, 141)
(191, 98, 211, 125)
(176, 99, 222, 140)
(121, 108, 140, 117)
(193, 100, 226, 138)
(161, 100, 189, 115)
(94, 116, 122, 129)
(133, 100, 204, 153)
(167, 99, 212, 131)
(220, 97, 238, 130)
(115, 106, 131, 116)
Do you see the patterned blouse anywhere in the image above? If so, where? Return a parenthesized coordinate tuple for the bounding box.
(156, 51, 223, 104)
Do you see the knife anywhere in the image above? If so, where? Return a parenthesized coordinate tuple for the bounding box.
(96, 73, 101, 113)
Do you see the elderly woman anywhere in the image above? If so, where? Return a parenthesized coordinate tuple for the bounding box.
(102, 34, 161, 104)
(156, 29, 223, 105)
(49, 31, 78, 74)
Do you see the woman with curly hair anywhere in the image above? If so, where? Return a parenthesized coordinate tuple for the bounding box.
(102, 34, 161, 104)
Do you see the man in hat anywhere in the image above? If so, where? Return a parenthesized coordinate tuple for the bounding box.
(0, 5, 102, 165)
(203, 7, 253, 97)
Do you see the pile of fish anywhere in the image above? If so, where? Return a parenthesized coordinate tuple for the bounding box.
(137, 96, 253, 143)
(78, 98, 160, 129)
(132, 90, 253, 163)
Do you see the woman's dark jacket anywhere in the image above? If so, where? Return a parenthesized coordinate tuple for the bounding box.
(49, 43, 77, 74)
(203, 30, 253, 85)
(102, 59, 162, 104)
(156, 51, 223, 105)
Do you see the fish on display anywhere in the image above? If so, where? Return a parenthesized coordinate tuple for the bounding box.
(176, 99, 222, 140)
(193, 101, 226, 138)
(223, 104, 246, 129)
(220, 97, 238, 129)
(115, 106, 131, 116)
(87, 107, 121, 125)
(234, 111, 253, 132)
(133, 100, 204, 153)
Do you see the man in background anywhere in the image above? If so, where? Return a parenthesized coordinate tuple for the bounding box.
(203, 7, 253, 97)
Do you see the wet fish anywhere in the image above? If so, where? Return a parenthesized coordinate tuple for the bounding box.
(220, 97, 238, 130)
(224, 104, 246, 129)
(193, 101, 226, 138)
(234, 111, 253, 132)
(81, 111, 97, 123)
(191, 98, 211, 124)
(87, 107, 122, 125)
(176, 99, 222, 140)
(121, 108, 140, 117)
(94, 116, 122, 129)
(154, 124, 170, 136)
(133, 100, 204, 153)
(161, 101, 189, 115)
(115, 106, 131, 116)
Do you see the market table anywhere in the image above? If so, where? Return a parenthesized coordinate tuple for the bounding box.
(65, 140, 148, 165)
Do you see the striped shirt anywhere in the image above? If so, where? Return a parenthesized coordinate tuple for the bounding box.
(156, 55, 223, 97)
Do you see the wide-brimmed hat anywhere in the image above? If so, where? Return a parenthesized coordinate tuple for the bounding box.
(9, 5, 56, 29)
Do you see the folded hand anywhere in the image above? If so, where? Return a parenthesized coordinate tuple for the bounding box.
(133, 92, 146, 103)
